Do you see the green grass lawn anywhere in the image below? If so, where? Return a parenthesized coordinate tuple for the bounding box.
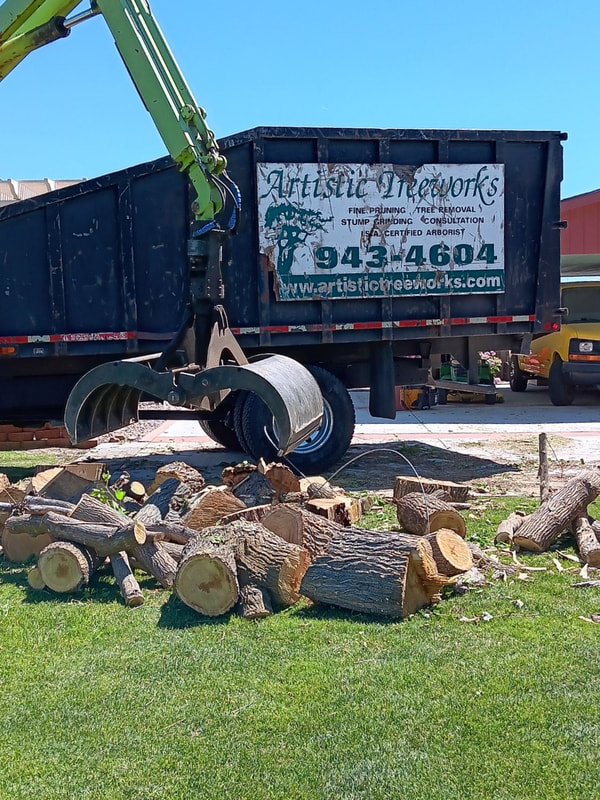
(1, 493, 599, 799)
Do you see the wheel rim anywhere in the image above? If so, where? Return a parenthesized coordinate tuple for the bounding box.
(268, 398, 334, 455)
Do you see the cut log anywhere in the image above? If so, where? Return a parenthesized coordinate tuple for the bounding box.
(396, 492, 466, 537)
(70, 493, 130, 526)
(424, 529, 473, 577)
(37, 540, 101, 593)
(174, 531, 240, 615)
(235, 522, 310, 607)
(136, 478, 193, 525)
(393, 475, 470, 504)
(222, 462, 256, 488)
(5, 511, 146, 556)
(263, 462, 301, 498)
(147, 462, 205, 495)
(231, 472, 274, 507)
(0, 483, 26, 528)
(30, 464, 105, 503)
(495, 511, 527, 544)
(219, 505, 272, 525)
(305, 495, 362, 526)
(160, 541, 185, 563)
(1, 525, 53, 563)
(129, 541, 177, 588)
(300, 529, 448, 618)
(127, 481, 147, 502)
(512, 468, 600, 552)
(109, 551, 144, 607)
(27, 565, 46, 590)
(262, 505, 305, 549)
(236, 585, 273, 619)
(182, 486, 247, 531)
(571, 515, 600, 567)
(304, 480, 339, 499)
(70, 494, 198, 549)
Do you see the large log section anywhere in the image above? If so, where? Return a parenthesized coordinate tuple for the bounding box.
(512, 469, 600, 552)
(395, 492, 466, 537)
(174, 521, 309, 616)
(300, 528, 453, 618)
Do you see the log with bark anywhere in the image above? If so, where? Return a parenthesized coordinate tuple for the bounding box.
(173, 520, 309, 615)
(512, 468, 600, 552)
(135, 478, 193, 525)
(423, 529, 473, 577)
(571, 515, 600, 567)
(236, 585, 273, 619)
(128, 541, 178, 588)
(37, 540, 101, 593)
(235, 522, 310, 606)
(300, 528, 451, 618)
(394, 475, 470, 504)
(174, 527, 241, 615)
(109, 551, 144, 606)
(182, 486, 248, 531)
(4, 512, 146, 556)
(495, 511, 526, 545)
(395, 492, 466, 537)
(231, 472, 274, 507)
(27, 565, 46, 590)
(147, 462, 205, 495)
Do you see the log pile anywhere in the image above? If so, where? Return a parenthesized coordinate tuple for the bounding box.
(0, 461, 475, 620)
(495, 466, 600, 566)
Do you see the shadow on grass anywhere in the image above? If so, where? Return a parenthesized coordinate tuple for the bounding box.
(290, 601, 397, 626)
(70, 437, 518, 496)
(327, 440, 519, 492)
(158, 592, 230, 629)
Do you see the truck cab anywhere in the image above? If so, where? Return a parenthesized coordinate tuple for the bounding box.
(511, 281, 600, 404)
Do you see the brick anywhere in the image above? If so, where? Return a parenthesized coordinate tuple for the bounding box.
(0, 434, 6, 442)
(51, 438, 74, 448)
(34, 427, 64, 439)
(0, 424, 22, 433)
(21, 440, 56, 450)
(0, 442, 23, 450)
(75, 439, 99, 449)
(7, 431, 35, 442)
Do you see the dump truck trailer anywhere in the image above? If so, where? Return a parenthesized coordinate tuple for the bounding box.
(0, 125, 566, 471)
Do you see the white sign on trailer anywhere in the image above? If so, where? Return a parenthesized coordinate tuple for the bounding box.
(257, 162, 505, 301)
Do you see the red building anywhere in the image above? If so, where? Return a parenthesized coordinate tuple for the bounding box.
(561, 189, 600, 276)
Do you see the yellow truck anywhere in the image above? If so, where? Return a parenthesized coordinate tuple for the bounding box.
(510, 281, 600, 405)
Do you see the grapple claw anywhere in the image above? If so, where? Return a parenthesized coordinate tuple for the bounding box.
(65, 355, 323, 456)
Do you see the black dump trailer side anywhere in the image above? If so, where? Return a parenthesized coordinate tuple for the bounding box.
(0, 126, 564, 468)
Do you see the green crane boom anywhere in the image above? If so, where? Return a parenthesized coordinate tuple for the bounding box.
(0, 0, 228, 223)
(0, 0, 323, 455)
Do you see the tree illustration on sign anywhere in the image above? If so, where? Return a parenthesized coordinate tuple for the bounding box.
(264, 203, 333, 276)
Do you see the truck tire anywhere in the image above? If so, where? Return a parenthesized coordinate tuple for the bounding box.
(549, 357, 574, 406)
(199, 419, 242, 451)
(509, 355, 529, 392)
(240, 366, 355, 473)
(198, 392, 244, 451)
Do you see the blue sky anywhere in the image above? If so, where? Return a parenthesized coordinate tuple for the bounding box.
(1, 0, 598, 199)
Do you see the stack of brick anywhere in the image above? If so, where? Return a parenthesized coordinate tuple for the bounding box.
(0, 423, 98, 451)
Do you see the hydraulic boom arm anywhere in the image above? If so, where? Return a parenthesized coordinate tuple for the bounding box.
(0, 0, 323, 455)
(0, 0, 232, 225)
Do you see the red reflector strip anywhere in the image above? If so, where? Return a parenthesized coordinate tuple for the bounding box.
(0, 332, 135, 344)
(230, 314, 536, 336)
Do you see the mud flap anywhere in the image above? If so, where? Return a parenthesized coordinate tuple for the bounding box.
(64, 354, 323, 456)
